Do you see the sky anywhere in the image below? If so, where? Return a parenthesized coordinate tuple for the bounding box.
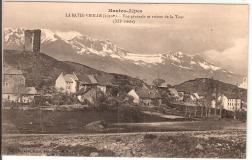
(3, 2, 248, 75)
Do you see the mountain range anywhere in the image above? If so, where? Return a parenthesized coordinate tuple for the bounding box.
(4, 27, 243, 85)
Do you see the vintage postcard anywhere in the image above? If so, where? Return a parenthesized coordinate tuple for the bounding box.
(2, 2, 248, 159)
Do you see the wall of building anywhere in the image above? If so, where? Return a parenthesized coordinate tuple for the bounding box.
(227, 99, 241, 111)
(3, 74, 26, 94)
(97, 85, 106, 93)
(128, 89, 140, 104)
(55, 74, 78, 94)
(55, 75, 67, 92)
(77, 89, 96, 104)
(2, 94, 19, 102)
(69, 80, 77, 93)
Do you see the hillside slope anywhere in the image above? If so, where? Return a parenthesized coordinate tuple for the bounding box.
(174, 78, 247, 101)
(3, 49, 143, 89)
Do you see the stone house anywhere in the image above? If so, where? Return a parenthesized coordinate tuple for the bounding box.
(128, 87, 162, 106)
(22, 87, 39, 103)
(217, 94, 242, 111)
(177, 91, 184, 101)
(77, 87, 107, 105)
(3, 67, 26, 102)
(77, 88, 97, 105)
(78, 74, 108, 94)
(55, 72, 79, 93)
(167, 88, 179, 101)
(3, 67, 38, 103)
(55, 72, 109, 94)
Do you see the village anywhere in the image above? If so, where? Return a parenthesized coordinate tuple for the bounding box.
(2, 29, 247, 120)
(2, 30, 248, 158)
(2, 2, 250, 158)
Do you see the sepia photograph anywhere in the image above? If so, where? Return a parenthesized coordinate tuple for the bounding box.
(2, 2, 249, 159)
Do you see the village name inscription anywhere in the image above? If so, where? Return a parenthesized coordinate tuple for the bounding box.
(65, 8, 184, 24)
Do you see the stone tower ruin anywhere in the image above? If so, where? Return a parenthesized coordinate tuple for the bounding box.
(24, 29, 41, 52)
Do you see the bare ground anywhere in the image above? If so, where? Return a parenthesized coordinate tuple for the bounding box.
(2, 129, 246, 158)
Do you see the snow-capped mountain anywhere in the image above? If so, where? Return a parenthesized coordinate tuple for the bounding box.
(4, 27, 128, 58)
(4, 27, 242, 85)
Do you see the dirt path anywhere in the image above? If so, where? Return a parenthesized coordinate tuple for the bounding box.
(142, 111, 185, 119)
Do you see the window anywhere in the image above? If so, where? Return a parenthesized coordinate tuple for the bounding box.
(4, 82, 9, 86)
(19, 80, 23, 84)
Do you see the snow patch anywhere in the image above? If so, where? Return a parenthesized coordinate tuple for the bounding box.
(55, 31, 82, 41)
(198, 62, 211, 70)
(209, 65, 220, 71)
(124, 53, 162, 64)
(41, 29, 57, 42)
(170, 55, 181, 63)
(198, 62, 220, 71)
(178, 65, 192, 70)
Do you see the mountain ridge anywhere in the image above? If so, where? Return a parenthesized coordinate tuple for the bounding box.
(4, 27, 243, 85)
(174, 78, 247, 102)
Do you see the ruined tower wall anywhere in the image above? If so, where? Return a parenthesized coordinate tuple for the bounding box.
(24, 30, 34, 52)
(33, 30, 41, 52)
(24, 29, 41, 52)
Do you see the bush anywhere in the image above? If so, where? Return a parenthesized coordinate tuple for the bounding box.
(50, 93, 78, 105)
(95, 93, 121, 111)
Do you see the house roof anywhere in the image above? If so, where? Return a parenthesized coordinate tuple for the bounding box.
(88, 75, 98, 84)
(25, 87, 38, 95)
(157, 84, 168, 88)
(77, 87, 97, 95)
(75, 74, 99, 85)
(3, 68, 23, 75)
(168, 88, 178, 93)
(218, 94, 241, 100)
(225, 94, 241, 99)
(135, 87, 162, 99)
(192, 93, 200, 99)
(63, 73, 78, 83)
(95, 75, 115, 86)
(61, 72, 114, 87)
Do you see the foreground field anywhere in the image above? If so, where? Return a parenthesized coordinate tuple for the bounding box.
(2, 108, 245, 134)
(2, 129, 246, 158)
(2, 107, 247, 158)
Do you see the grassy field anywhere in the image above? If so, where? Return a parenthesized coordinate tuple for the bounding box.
(2, 108, 170, 134)
(2, 108, 246, 134)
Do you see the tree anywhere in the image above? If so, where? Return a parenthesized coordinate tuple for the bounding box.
(152, 78, 165, 87)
